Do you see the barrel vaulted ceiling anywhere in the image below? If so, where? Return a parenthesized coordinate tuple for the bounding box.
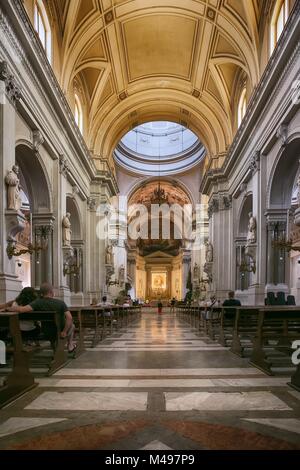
(48, 0, 263, 168)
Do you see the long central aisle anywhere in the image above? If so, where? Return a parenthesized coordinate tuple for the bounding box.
(0, 310, 300, 450)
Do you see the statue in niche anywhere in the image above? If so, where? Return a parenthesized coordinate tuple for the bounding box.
(62, 213, 72, 246)
(247, 212, 257, 245)
(5, 164, 22, 211)
(105, 244, 113, 265)
(205, 241, 213, 263)
(119, 265, 125, 285)
(193, 263, 200, 280)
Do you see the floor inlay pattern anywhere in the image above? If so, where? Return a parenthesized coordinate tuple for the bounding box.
(0, 311, 299, 450)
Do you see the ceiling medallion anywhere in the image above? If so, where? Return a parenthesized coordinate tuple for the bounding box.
(192, 89, 200, 98)
(104, 10, 114, 25)
(207, 7, 216, 20)
(119, 91, 128, 101)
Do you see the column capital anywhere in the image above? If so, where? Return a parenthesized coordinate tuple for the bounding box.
(0, 61, 22, 105)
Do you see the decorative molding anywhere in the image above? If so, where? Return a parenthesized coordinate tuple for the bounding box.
(0, 2, 96, 179)
(0, 60, 21, 105)
(104, 10, 114, 25)
(200, 1, 300, 195)
(208, 198, 219, 218)
(32, 129, 44, 153)
(59, 154, 69, 177)
(276, 124, 288, 147)
(221, 194, 232, 210)
(249, 150, 261, 174)
(87, 197, 97, 211)
(72, 185, 79, 198)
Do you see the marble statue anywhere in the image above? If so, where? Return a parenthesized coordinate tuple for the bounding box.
(193, 263, 200, 279)
(205, 241, 213, 263)
(119, 265, 125, 284)
(247, 212, 257, 245)
(62, 213, 72, 246)
(105, 244, 113, 265)
(5, 164, 22, 211)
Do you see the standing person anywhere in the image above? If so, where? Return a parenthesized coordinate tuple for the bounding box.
(170, 297, 176, 314)
(158, 300, 163, 314)
(7, 283, 76, 353)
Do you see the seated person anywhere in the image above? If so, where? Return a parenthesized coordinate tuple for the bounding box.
(223, 291, 241, 307)
(13, 287, 40, 345)
(97, 296, 114, 317)
(222, 291, 241, 318)
(7, 283, 76, 353)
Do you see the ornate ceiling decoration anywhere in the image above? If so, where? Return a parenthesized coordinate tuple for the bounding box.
(48, 0, 262, 168)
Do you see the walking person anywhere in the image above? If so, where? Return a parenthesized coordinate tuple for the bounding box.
(170, 297, 176, 314)
(158, 301, 163, 314)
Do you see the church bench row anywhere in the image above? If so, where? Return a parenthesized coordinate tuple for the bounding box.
(0, 306, 141, 408)
(177, 305, 300, 391)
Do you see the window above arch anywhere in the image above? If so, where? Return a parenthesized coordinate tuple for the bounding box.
(237, 88, 247, 128)
(270, 0, 289, 54)
(74, 95, 83, 134)
(34, 1, 52, 62)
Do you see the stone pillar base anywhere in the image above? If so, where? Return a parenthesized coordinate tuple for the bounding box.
(70, 292, 84, 306)
(57, 285, 71, 304)
(0, 273, 23, 303)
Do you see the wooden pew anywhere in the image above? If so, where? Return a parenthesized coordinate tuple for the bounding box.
(290, 362, 300, 391)
(0, 312, 36, 408)
(250, 307, 300, 375)
(68, 307, 85, 355)
(18, 311, 71, 376)
(229, 307, 261, 355)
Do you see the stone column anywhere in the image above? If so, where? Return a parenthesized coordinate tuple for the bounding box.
(182, 251, 191, 299)
(209, 193, 233, 301)
(32, 218, 54, 288)
(0, 61, 23, 301)
(266, 217, 288, 294)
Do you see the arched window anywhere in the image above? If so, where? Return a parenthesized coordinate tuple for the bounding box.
(270, 0, 289, 54)
(74, 95, 83, 133)
(237, 88, 247, 127)
(34, 1, 52, 62)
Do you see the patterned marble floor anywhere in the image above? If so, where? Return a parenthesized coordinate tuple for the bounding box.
(0, 311, 300, 450)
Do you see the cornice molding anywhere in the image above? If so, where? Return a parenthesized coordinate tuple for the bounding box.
(201, 0, 300, 195)
(0, 0, 97, 179)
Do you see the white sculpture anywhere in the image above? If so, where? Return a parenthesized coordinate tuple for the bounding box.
(247, 212, 257, 245)
(119, 265, 125, 285)
(205, 241, 213, 263)
(5, 164, 22, 211)
(62, 213, 72, 246)
(105, 244, 113, 265)
(193, 263, 200, 279)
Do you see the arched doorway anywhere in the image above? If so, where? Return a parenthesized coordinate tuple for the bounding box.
(127, 179, 194, 303)
(65, 195, 84, 295)
(267, 138, 300, 295)
(15, 143, 53, 289)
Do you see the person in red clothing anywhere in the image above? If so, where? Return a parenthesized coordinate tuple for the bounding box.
(158, 301, 163, 314)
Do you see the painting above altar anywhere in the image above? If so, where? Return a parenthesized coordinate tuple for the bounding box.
(152, 272, 167, 291)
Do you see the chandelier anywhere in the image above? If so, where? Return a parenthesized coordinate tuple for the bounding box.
(150, 181, 168, 204)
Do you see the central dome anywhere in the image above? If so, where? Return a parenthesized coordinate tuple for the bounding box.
(114, 121, 205, 176)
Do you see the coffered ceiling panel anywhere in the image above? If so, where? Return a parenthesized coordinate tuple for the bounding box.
(123, 15, 198, 81)
(44, 0, 263, 167)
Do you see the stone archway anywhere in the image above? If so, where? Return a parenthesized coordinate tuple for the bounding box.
(15, 143, 53, 288)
